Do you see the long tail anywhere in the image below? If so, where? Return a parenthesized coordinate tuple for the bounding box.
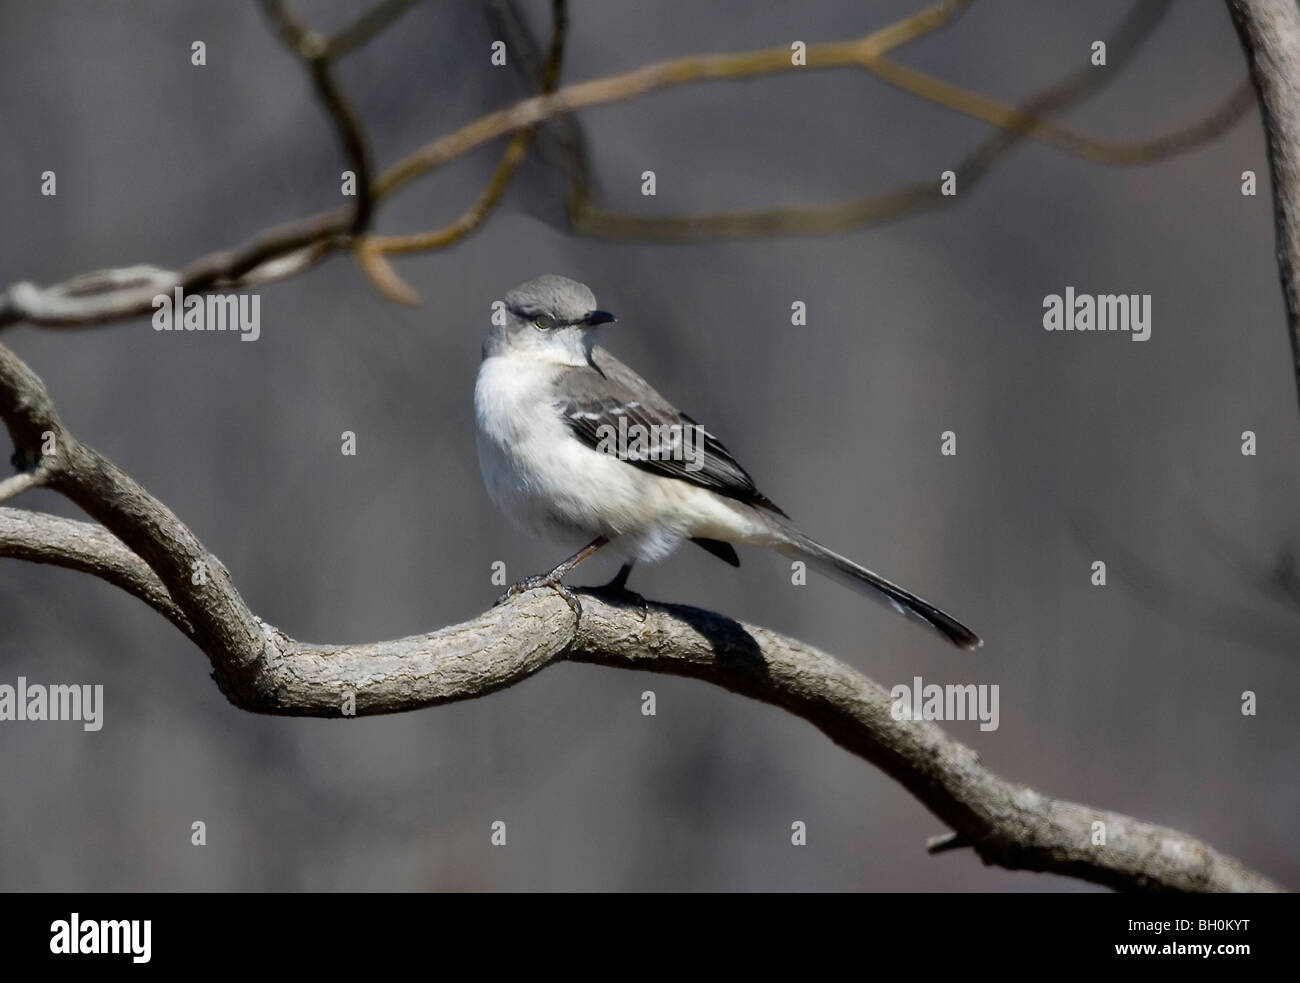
(776, 530, 982, 650)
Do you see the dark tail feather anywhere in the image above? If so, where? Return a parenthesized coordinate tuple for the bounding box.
(692, 537, 740, 567)
(778, 534, 982, 650)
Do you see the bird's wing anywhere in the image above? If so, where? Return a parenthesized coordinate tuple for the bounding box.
(554, 349, 787, 517)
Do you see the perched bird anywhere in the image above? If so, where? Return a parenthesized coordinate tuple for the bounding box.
(474, 274, 981, 649)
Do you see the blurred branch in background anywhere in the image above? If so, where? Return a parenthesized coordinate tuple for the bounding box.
(532, 0, 1253, 242)
(356, 0, 570, 305)
(0, 0, 1253, 322)
(1073, 507, 1300, 659)
(360, 0, 1251, 299)
(260, 0, 377, 235)
(0, 0, 1287, 892)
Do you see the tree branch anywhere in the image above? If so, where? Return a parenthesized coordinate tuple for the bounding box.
(0, 342, 265, 682)
(0, 214, 347, 328)
(372, 0, 1247, 205)
(0, 1, 1251, 327)
(260, 0, 375, 234)
(0, 507, 191, 635)
(0, 504, 1281, 892)
(355, 0, 569, 304)
(0, 465, 45, 505)
(506, 0, 1249, 241)
(1230, 0, 1300, 414)
(0, 3, 1282, 893)
(324, 0, 425, 61)
(0, 339, 1283, 892)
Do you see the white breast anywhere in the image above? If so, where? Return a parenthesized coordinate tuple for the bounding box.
(475, 353, 610, 545)
(474, 353, 780, 560)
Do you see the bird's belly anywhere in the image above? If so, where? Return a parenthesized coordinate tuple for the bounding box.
(478, 420, 657, 541)
(476, 427, 585, 543)
(482, 443, 780, 566)
(474, 354, 779, 561)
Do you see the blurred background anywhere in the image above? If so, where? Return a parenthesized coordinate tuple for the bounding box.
(0, 0, 1296, 891)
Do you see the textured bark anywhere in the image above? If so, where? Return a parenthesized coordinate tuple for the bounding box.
(0, 500, 1281, 892)
(0, 1, 1288, 894)
(1231, 0, 1300, 409)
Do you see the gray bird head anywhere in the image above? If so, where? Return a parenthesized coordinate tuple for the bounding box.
(485, 274, 616, 362)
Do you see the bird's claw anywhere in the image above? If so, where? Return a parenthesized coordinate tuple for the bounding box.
(495, 575, 584, 619)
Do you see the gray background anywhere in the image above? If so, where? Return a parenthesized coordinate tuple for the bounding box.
(1, 0, 1296, 891)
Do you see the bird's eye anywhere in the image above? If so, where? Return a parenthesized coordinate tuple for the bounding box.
(533, 315, 555, 331)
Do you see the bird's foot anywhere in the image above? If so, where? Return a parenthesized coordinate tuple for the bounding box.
(496, 573, 584, 618)
(587, 565, 649, 621)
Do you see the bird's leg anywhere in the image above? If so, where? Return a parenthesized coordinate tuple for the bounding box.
(589, 561, 649, 621)
(605, 562, 634, 592)
(496, 536, 609, 617)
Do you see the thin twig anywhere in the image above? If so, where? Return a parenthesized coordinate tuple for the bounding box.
(356, 0, 570, 304)
(566, 2, 1249, 239)
(372, 1, 1247, 206)
(260, 0, 375, 234)
(927, 831, 973, 854)
(0, 211, 348, 328)
(0, 1, 1253, 327)
(488, 0, 593, 195)
(326, 0, 424, 60)
(372, 3, 972, 201)
(0, 468, 43, 505)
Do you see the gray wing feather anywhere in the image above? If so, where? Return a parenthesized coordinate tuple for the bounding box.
(555, 349, 787, 517)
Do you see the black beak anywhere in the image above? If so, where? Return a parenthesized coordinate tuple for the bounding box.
(583, 310, 617, 326)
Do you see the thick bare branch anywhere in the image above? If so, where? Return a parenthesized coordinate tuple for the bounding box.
(0, 0, 1284, 896)
(0, 339, 1283, 892)
(0, 502, 1281, 893)
(0, 342, 265, 686)
(0, 507, 191, 634)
